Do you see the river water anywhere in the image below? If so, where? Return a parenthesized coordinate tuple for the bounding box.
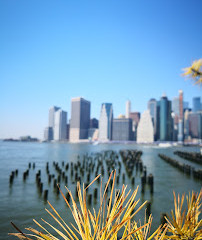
(0, 141, 201, 240)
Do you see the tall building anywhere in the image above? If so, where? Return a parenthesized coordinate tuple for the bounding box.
(193, 97, 201, 112)
(112, 118, 132, 141)
(99, 103, 113, 141)
(178, 90, 184, 142)
(90, 118, 98, 129)
(126, 100, 131, 118)
(69, 97, 90, 142)
(160, 95, 172, 141)
(148, 98, 157, 139)
(137, 110, 154, 143)
(129, 112, 140, 140)
(54, 110, 67, 141)
(49, 106, 60, 128)
(44, 127, 53, 141)
(184, 109, 191, 140)
(188, 112, 202, 139)
(48, 106, 60, 140)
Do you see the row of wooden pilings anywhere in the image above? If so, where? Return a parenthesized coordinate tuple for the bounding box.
(120, 150, 154, 194)
(9, 149, 155, 204)
(159, 154, 202, 180)
(174, 150, 202, 165)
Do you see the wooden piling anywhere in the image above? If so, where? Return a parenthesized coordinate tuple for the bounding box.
(94, 188, 98, 200)
(44, 189, 48, 201)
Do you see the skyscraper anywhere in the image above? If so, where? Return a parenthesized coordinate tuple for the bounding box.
(160, 95, 172, 141)
(147, 98, 157, 139)
(137, 110, 154, 143)
(69, 97, 90, 142)
(112, 118, 132, 141)
(44, 127, 53, 141)
(49, 106, 60, 128)
(178, 90, 184, 142)
(188, 112, 202, 140)
(184, 109, 191, 140)
(54, 109, 67, 141)
(126, 100, 131, 118)
(193, 97, 201, 112)
(99, 103, 113, 141)
(129, 112, 141, 141)
(48, 106, 60, 140)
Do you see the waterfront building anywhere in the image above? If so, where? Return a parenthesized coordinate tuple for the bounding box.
(147, 98, 157, 139)
(184, 109, 191, 140)
(172, 97, 180, 116)
(126, 100, 131, 118)
(159, 95, 172, 141)
(54, 110, 67, 141)
(90, 118, 98, 129)
(66, 123, 70, 140)
(188, 112, 202, 140)
(193, 97, 201, 112)
(49, 106, 60, 128)
(48, 106, 60, 140)
(69, 97, 90, 142)
(171, 113, 178, 141)
(171, 90, 184, 141)
(112, 118, 133, 141)
(137, 110, 154, 143)
(98, 103, 113, 141)
(44, 127, 53, 141)
(129, 112, 140, 141)
(178, 90, 184, 141)
(88, 128, 99, 141)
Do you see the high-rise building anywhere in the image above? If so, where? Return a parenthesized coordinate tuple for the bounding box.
(188, 112, 202, 139)
(193, 97, 201, 112)
(69, 97, 90, 142)
(48, 106, 60, 140)
(54, 109, 67, 141)
(44, 127, 53, 141)
(178, 90, 184, 142)
(112, 118, 132, 141)
(126, 100, 131, 118)
(129, 112, 140, 141)
(148, 98, 157, 139)
(137, 110, 154, 143)
(49, 106, 60, 128)
(160, 95, 172, 141)
(90, 118, 99, 129)
(184, 109, 191, 140)
(98, 103, 113, 141)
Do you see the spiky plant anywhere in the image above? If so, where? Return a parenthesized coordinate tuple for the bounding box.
(182, 59, 202, 85)
(9, 171, 161, 240)
(165, 190, 202, 240)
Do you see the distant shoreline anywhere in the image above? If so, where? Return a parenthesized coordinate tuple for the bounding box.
(1, 138, 202, 147)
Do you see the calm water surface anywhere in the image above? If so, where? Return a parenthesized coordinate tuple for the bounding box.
(0, 141, 201, 240)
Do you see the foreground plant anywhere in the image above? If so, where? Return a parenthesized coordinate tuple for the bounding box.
(9, 171, 160, 240)
(182, 59, 202, 85)
(165, 190, 202, 240)
(9, 171, 202, 240)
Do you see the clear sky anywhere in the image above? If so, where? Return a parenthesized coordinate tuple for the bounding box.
(0, 0, 201, 139)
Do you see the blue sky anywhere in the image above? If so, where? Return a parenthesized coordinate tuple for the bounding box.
(0, 0, 201, 139)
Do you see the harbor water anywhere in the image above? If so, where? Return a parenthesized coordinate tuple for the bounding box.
(0, 141, 201, 240)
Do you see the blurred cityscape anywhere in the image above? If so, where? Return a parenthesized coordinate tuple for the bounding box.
(43, 91, 202, 144)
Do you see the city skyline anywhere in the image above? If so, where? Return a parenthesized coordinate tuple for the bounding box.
(1, 1, 202, 139)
